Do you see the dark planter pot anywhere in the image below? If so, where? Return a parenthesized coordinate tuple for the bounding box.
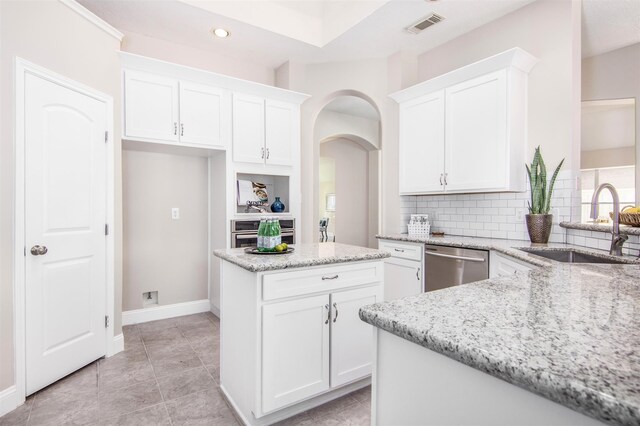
(526, 214, 553, 243)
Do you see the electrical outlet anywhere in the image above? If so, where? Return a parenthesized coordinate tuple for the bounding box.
(171, 208, 180, 220)
(516, 208, 527, 221)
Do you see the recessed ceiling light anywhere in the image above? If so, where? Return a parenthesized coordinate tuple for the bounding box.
(212, 28, 230, 38)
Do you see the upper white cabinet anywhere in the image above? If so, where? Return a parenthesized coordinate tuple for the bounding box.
(179, 82, 224, 148)
(232, 95, 296, 166)
(391, 48, 538, 195)
(124, 70, 226, 149)
(124, 70, 179, 143)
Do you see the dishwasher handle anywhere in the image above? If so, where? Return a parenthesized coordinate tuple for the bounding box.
(424, 251, 486, 263)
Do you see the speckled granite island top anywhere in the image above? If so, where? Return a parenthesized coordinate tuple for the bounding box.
(213, 242, 389, 272)
(362, 235, 640, 425)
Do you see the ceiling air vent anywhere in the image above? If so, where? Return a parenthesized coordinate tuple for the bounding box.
(406, 13, 445, 34)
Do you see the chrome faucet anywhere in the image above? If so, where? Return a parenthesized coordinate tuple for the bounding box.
(590, 183, 628, 256)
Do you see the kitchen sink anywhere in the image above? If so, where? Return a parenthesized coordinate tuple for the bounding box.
(519, 248, 630, 264)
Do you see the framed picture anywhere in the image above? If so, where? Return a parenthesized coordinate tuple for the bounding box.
(326, 193, 336, 212)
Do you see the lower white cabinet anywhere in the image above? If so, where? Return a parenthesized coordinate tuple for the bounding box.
(378, 239, 424, 301)
(490, 251, 536, 278)
(220, 259, 384, 425)
(262, 294, 330, 413)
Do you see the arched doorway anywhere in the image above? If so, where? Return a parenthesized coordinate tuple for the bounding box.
(313, 95, 381, 247)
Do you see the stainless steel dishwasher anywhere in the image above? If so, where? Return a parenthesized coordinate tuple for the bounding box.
(424, 244, 489, 292)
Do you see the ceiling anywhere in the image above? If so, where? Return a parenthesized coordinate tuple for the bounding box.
(79, 0, 536, 69)
(582, 0, 640, 58)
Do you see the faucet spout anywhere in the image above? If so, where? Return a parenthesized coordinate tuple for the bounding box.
(590, 183, 625, 256)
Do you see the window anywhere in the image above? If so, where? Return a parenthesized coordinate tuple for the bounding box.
(581, 166, 636, 223)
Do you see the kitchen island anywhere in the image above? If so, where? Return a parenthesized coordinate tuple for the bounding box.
(213, 243, 388, 426)
(361, 235, 640, 426)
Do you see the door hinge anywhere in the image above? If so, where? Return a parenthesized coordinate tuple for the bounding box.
(104, 130, 108, 143)
(105, 315, 110, 328)
(105, 224, 109, 236)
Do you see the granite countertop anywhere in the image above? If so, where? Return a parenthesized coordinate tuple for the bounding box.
(560, 221, 640, 236)
(213, 242, 389, 272)
(363, 234, 640, 426)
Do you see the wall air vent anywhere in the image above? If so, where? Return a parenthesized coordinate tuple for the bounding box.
(406, 13, 445, 34)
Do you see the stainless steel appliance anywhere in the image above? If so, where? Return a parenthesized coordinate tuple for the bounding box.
(424, 244, 489, 292)
(231, 219, 295, 249)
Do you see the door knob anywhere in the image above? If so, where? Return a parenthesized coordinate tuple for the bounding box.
(30, 245, 48, 256)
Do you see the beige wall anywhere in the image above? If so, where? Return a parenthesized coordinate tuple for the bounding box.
(0, 0, 122, 392)
(582, 43, 640, 203)
(581, 147, 636, 169)
(320, 138, 370, 248)
(416, 0, 581, 172)
(121, 31, 275, 86)
(122, 150, 208, 311)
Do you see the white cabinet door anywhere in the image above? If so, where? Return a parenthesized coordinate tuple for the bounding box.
(383, 257, 423, 301)
(445, 70, 507, 192)
(179, 82, 225, 148)
(233, 93, 265, 164)
(489, 252, 535, 278)
(262, 294, 330, 413)
(265, 100, 295, 166)
(124, 70, 179, 142)
(399, 91, 445, 194)
(330, 286, 381, 388)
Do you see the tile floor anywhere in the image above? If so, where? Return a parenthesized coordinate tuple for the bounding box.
(0, 312, 371, 426)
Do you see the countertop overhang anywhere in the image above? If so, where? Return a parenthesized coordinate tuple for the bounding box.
(362, 234, 640, 426)
(213, 242, 389, 272)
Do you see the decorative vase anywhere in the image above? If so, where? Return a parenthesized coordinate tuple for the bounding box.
(526, 214, 553, 243)
(270, 197, 285, 213)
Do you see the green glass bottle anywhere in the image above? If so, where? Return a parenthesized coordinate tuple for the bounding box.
(257, 219, 266, 252)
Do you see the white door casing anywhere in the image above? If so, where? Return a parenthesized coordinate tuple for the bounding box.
(330, 286, 381, 388)
(15, 59, 115, 401)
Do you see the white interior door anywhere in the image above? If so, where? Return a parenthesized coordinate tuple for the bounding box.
(24, 73, 107, 395)
(330, 286, 381, 388)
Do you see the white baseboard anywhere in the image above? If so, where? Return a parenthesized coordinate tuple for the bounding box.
(0, 385, 23, 418)
(111, 333, 124, 355)
(210, 303, 220, 318)
(122, 299, 211, 325)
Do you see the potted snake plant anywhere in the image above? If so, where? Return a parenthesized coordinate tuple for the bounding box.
(525, 147, 564, 243)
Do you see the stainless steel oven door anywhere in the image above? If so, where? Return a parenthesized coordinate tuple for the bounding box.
(231, 232, 295, 249)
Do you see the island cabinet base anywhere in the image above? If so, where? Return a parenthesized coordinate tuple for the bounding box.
(220, 260, 383, 425)
(374, 331, 606, 426)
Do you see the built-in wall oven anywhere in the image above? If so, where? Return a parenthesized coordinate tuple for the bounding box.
(231, 219, 296, 249)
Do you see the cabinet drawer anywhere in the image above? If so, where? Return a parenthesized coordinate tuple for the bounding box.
(378, 240, 423, 261)
(262, 262, 383, 301)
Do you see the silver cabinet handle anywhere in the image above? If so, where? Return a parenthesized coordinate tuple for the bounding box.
(174, 122, 177, 135)
(416, 267, 421, 280)
(325, 304, 330, 324)
(444, 173, 448, 185)
(266, 148, 270, 159)
(322, 275, 339, 280)
(394, 248, 405, 253)
(261, 147, 265, 159)
(424, 251, 485, 262)
(180, 123, 184, 136)
(439, 174, 443, 185)
(30, 245, 48, 256)
(333, 303, 339, 323)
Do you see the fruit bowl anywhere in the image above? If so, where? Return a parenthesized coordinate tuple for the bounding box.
(610, 206, 640, 227)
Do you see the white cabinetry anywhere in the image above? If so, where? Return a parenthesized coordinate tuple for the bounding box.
(123, 70, 226, 149)
(378, 240, 424, 301)
(232, 95, 296, 166)
(124, 70, 179, 143)
(399, 92, 445, 194)
(489, 251, 536, 278)
(391, 48, 538, 195)
(220, 260, 383, 425)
